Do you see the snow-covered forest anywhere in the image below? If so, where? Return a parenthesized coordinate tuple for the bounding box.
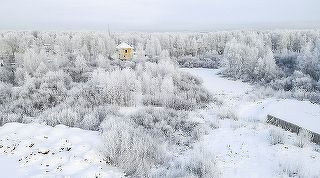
(1, 30, 320, 177)
(1, 30, 320, 105)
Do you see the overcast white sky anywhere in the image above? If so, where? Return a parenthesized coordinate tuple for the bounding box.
(1, 0, 320, 31)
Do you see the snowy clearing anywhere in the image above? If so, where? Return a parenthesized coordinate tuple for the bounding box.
(184, 68, 320, 178)
(0, 123, 123, 178)
(185, 68, 320, 134)
(181, 68, 253, 97)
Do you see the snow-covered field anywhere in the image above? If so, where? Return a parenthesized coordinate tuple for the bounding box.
(181, 68, 253, 97)
(185, 68, 320, 134)
(184, 68, 320, 178)
(1, 68, 320, 177)
(0, 123, 123, 178)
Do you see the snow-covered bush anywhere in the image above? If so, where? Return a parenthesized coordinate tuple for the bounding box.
(39, 104, 119, 130)
(151, 146, 220, 178)
(69, 55, 91, 82)
(278, 157, 320, 177)
(278, 161, 303, 177)
(295, 129, 313, 148)
(10, 70, 71, 116)
(268, 128, 286, 145)
(88, 68, 140, 106)
(99, 107, 213, 177)
(100, 117, 165, 177)
(38, 106, 79, 127)
(176, 53, 221, 68)
(169, 71, 212, 110)
(0, 82, 12, 105)
(216, 106, 238, 120)
(129, 108, 198, 146)
(230, 120, 246, 130)
(0, 67, 13, 83)
(1, 113, 22, 124)
(184, 147, 219, 178)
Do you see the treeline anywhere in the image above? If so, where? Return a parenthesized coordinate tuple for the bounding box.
(1, 29, 320, 119)
(221, 31, 320, 103)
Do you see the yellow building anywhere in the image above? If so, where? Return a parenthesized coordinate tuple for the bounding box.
(116, 43, 133, 60)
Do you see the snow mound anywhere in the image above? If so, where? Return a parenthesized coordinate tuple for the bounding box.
(0, 123, 124, 178)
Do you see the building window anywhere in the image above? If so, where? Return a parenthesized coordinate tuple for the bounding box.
(125, 49, 128, 53)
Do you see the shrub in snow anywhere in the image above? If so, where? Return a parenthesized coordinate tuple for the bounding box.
(0, 113, 22, 126)
(100, 117, 165, 177)
(54, 108, 79, 127)
(268, 128, 285, 145)
(110, 59, 136, 69)
(0, 82, 12, 105)
(78, 106, 120, 130)
(14, 67, 26, 86)
(209, 118, 220, 129)
(36, 70, 72, 107)
(0, 67, 13, 83)
(230, 120, 246, 130)
(100, 107, 212, 177)
(9, 70, 71, 116)
(277, 156, 320, 178)
(295, 129, 313, 148)
(129, 108, 198, 146)
(314, 145, 320, 153)
(216, 106, 238, 120)
(152, 146, 220, 178)
(39, 104, 119, 130)
(279, 161, 303, 177)
(69, 55, 90, 82)
(191, 123, 213, 142)
(79, 113, 100, 130)
(170, 71, 212, 110)
(184, 148, 219, 178)
(176, 53, 221, 68)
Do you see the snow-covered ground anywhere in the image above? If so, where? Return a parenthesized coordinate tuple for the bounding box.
(185, 68, 320, 134)
(1, 68, 320, 177)
(238, 98, 320, 133)
(184, 68, 320, 178)
(181, 68, 253, 97)
(0, 123, 123, 178)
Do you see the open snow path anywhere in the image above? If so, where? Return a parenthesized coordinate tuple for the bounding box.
(181, 68, 253, 97)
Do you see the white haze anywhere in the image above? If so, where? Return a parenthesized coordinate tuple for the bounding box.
(0, 0, 320, 31)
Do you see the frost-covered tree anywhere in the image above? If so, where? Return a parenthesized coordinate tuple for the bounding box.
(254, 48, 278, 82)
(145, 36, 162, 57)
(23, 49, 42, 76)
(3, 33, 20, 58)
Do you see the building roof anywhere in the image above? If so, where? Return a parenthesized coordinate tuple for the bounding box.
(116, 43, 133, 49)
